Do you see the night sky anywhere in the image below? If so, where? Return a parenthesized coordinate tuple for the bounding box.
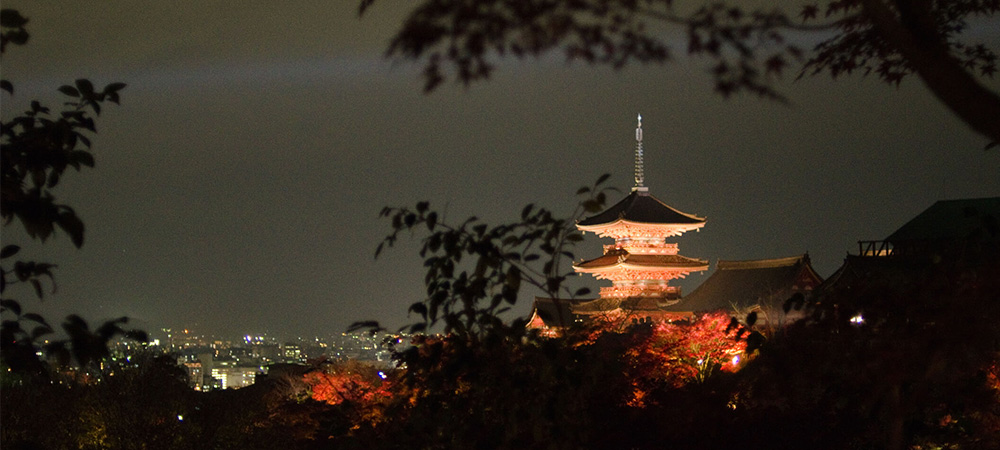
(3, 2, 998, 339)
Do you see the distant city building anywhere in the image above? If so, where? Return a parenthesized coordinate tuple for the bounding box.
(181, 360, 203, 390)
(110, 327, 409, 391)
(210, 362, 261, 389)
(282, 343, 303, 363)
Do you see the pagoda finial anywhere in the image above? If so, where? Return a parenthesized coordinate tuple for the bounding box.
(633, 114, 646, 191)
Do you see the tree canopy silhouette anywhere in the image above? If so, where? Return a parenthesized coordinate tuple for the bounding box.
(360, 0, 1000, 144)
(1, 8, 145, 379)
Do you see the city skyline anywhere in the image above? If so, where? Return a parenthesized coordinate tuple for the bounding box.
(2, 1, 998, 338)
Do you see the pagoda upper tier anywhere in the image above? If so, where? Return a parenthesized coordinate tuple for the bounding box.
(577, 189, 706, 241)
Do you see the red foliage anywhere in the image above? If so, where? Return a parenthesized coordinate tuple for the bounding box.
(586, 311, 748, 406)
(303, 364, 392, 406)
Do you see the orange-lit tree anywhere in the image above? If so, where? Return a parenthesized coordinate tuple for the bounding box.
(303, 361, 392, 406)
(636, 312, 747, 383)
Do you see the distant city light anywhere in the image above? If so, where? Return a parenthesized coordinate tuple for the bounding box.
(177, 415, 184, 421)
(378, 371, 387, 379)
(850, 314, 865, 325)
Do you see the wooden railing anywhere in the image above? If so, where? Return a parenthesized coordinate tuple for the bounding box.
(857, 240, 893, 257)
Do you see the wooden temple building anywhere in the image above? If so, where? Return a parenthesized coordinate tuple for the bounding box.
(528, 119, 995, 335)
(527, 116, 824, 334)
(662, 254, 823, 324)
(818, 196, 1000, 297)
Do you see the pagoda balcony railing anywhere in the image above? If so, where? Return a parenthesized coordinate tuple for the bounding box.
(604, 242, 679, 255)
(600, 285, 680, 298)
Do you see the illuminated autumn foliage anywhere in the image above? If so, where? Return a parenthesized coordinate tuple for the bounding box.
(577, 311, 749, 407)
(635, 312, 747, 383)
(303, 362, 392, 406)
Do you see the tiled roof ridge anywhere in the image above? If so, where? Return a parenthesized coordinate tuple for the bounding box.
(576, 252, 709, 269)
(717, 254, 808, 270)
(577, 190, 706, 226)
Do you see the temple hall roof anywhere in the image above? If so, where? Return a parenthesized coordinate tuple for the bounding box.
(577, 189, 705, 227)
(665, 254, 823, 313)
(886, 197, 1000, 243)
(528, 297, 601, 328)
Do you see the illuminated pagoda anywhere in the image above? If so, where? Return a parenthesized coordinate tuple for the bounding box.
(573, 114, 708, 317)
(527, 116, 708, 332)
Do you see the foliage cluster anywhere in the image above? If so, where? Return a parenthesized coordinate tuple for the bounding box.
(360, 173, 614, 338)
(303, 359, 392, 406)
(2, 178, 999, 450)
(359, 0, 1000, 143)
(0, 8, 145, 381)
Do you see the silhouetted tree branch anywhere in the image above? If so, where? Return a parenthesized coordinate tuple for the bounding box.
(0, 8, 145, 379)
(361, 0, 999, 144)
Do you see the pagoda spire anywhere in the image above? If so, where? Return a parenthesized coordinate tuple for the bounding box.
(633, 114, 646, 192)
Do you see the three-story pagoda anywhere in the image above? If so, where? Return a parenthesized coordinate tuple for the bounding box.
(573, 115, 708, 312)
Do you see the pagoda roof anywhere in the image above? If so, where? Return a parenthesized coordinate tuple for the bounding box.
(664, 254, 823, 313)
(578, 189, 705, 227)
(574, 248, 708, 271)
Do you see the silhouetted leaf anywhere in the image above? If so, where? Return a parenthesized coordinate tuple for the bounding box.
(783, 292, 805, 313)
(30, 279, 42, 299)
(1, 299, 22, 316)
(68, 150, 95, 168)
(124, 329, 148, 342)
(0, 9, 29, 27)
(58, 85, 80, 97)
(348, 320, 384, 334)
(103, 82, 127, 93)
(410, 302, 429, 318)
(725, 317, 740, 333)
(521, 203, 534, 219)
(75, 79, 94, 97)
(56, 210, 85, 248)
(745, 330, 765, 353)
(22, 313, 48, 327)
(0, 245, 20, 259)
(31, 325, 52, 340)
